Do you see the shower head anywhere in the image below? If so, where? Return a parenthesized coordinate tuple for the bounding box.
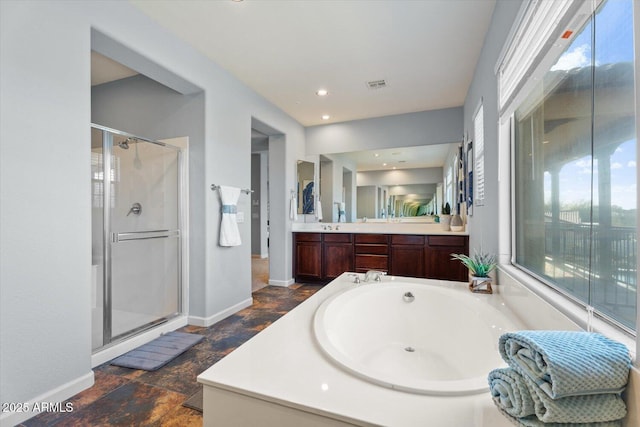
(118, 137, 137, 150)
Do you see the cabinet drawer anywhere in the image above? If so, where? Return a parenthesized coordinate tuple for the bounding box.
(355, 254, 388, 271)
(355, 244, 388, 255)
(323, 233, 352, 243)
(427, 235, 467, 247)
(295, 233, 322, 242)
(391, 235, 424, 245)
(355, 234, 388, 244)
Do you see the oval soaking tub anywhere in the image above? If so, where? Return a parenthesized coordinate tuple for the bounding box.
(313, 280, 521, 396)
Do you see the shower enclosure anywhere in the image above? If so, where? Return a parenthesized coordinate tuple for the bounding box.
(91, 125, 182, 351)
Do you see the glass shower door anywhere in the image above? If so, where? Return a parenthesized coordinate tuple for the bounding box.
(109, 134, 181, 341)
(92, 126, 182, 350)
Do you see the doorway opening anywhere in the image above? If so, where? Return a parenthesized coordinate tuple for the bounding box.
(251, 128, 270, 292)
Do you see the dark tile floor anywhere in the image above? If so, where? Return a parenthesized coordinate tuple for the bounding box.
(21, 284, 322, 427)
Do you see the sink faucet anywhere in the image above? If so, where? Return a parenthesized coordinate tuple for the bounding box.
(364, 270, 385, 282)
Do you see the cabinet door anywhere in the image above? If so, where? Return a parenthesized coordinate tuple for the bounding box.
(323, 243, 354, 279)
(424, 235, 469, 281)
(390, 245, 425, 277)
(295, 242, 322, 280)
(390, 235, 425, 277)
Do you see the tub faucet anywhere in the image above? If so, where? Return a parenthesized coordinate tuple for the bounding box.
(348, 273, 360, 284)
(364, 270, 385, 282)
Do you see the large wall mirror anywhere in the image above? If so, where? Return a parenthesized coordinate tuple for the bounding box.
(323, 142, 460, 222)
(296, 160, 315, 214)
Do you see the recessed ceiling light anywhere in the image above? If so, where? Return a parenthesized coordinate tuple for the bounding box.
(316, 89, 329, 96)
(321, 115, 330, 120)
(382, 163, 387, 166)
(374, 153, 379, 157)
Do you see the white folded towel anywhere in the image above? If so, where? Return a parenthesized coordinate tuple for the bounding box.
(218, 185, 241, 247)
(339, 202, 346, 222)
(290, 194, 298, 221)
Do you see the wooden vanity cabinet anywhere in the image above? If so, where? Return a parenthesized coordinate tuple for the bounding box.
(354, 234, 389, 273)
(323, 233, 354, 279)
(293, 233, 323, 281)
(425, 235, 469, 281)
(390, 234, 425, 277)
(294, 232, 468, 282)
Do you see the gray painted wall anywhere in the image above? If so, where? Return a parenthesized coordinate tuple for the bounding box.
(0, 1, 305, 420)
(311, 153, 357, 223)
(357, 167, 443, 186)
(320, 158, 334, 222)
(357, 186, 377, 219)
(306, 107, 463, 155)
(462, 0, 525, 254)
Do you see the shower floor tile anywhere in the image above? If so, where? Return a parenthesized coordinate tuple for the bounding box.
(20, 284, 322, 427)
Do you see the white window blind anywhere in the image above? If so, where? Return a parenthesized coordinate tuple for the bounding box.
(495, 0, 594, 117)
(473, 103, 485, 205)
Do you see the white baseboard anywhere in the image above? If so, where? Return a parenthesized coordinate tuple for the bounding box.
(188, 297, 253, 327)
(91, 316, 188, 367)
(0, 371, 94, 427)
(268, 278, 295, 287)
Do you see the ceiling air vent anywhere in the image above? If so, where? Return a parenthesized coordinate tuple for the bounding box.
(366, 79, 388, 90)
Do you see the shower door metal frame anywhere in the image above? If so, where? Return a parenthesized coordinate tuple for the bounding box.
(93, 123, 183, 348)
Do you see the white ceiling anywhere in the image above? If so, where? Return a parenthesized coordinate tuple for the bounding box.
(129, 0, 497, 127)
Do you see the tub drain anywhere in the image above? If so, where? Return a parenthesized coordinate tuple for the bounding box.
(404, 346, 415, 353)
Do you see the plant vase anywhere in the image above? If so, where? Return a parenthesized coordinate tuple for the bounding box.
(450, 214, 464, 232)
(439, 214, 451, 231)
(469, 275, 492, 294)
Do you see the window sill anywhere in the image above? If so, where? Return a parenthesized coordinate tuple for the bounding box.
(498, 264, 636, 363)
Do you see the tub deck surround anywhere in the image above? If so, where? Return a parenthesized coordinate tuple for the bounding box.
(291, 221, 468, 235)
(197, 274, 523, 427)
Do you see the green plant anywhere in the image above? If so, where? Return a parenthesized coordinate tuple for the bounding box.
(442, 202, 451, 215)
(451, 250, 497, 277)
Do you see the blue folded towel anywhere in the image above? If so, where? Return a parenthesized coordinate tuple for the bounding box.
(499, 331, 630, 399)
(489, 368, 626, 424)
(488, 368, 535, 418)
(495, 407, 623, 427)
(521, 371, 626, 423)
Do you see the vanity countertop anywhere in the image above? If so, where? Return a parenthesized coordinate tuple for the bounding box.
(291, 222, 468, 235)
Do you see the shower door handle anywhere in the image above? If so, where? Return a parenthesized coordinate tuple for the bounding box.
(112, 229, 180, 243)
(127, 202, 142, 216)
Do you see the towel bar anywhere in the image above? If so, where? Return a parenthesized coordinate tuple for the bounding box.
(211, 184, 253, 194)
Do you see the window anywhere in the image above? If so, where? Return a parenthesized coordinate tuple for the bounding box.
(512, 0, 636, 332)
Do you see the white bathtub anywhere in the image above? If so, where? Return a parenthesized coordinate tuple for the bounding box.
(314, 281, 518, 396)
(198, 274, 527, 426)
